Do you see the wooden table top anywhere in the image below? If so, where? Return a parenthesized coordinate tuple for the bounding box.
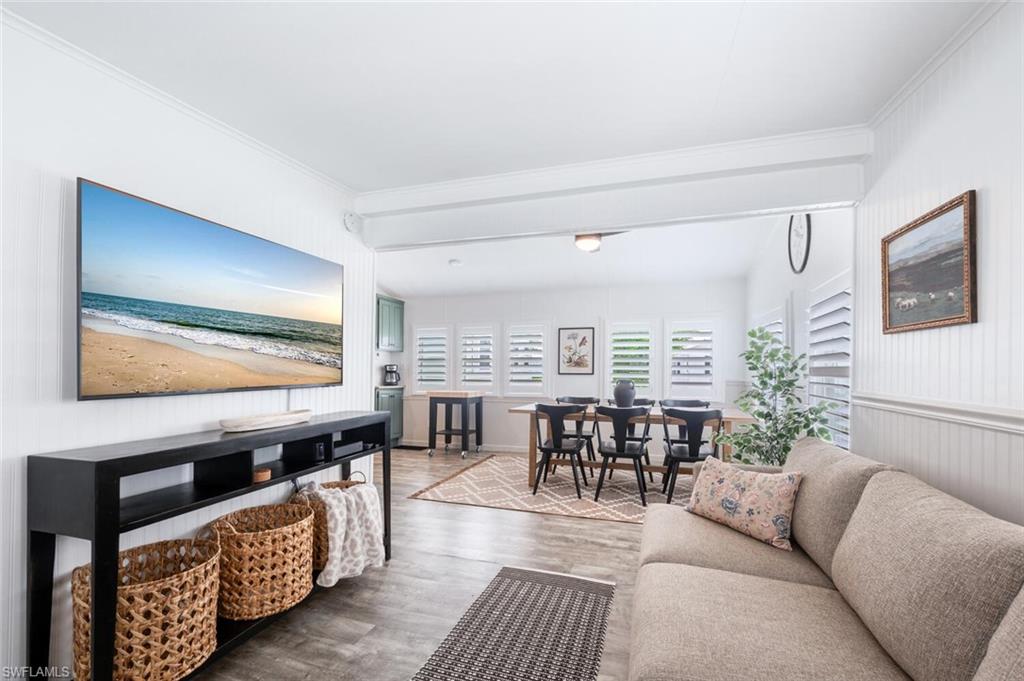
(507, 401, 754, 422)
(426, 390, 485, 398)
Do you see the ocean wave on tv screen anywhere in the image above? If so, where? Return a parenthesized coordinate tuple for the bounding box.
(81, 292, 342, 368)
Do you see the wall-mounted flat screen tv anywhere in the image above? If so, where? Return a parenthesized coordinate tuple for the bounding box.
(78, 179, 343, 399)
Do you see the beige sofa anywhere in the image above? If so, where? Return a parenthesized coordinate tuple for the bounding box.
(629, 438, 1024, 681)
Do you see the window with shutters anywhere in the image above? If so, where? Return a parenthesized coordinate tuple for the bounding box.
(506, 324, 545, 395)
(808, 289, 852, 449)
(609, 324, 653, 395)
(763, 319, 785, 344)
(414, 326, 449, 391)
(666, 323, 715, 398)
(459, 326, 495, 390)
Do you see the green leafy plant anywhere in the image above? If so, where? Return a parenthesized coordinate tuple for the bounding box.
(717, 327, 833, 466)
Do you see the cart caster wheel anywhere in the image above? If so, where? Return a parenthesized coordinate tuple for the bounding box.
(427, 449, 434, 457)
(444, 444, 450, 452)
(461, 451, 468, 459)
(475, 445, 482, 453)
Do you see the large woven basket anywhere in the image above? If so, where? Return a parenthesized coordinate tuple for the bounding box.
(211, 503, 314, 620)
(290, 479, 364, 570)
(71, 539, 220, 681)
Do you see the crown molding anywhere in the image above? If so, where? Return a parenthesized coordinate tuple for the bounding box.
(1, 8, 356, 201)
(852, 391, 1024, 436)
(868, 1, 1009, 129)
(355, 125, 872, 217)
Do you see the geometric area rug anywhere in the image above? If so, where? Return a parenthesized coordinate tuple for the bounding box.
(410, 454, 693, 524)
(412, 566, 615, 681)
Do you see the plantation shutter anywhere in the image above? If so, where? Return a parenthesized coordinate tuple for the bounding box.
(763, 319, 785, 344)
(668, 325, 713, 396)
(507, 325, 545, 394)
(415, 327, 448, 389)
(459, 327, 495, 388)
(808, 289, 852, 449)
(610, 325, 652, 392)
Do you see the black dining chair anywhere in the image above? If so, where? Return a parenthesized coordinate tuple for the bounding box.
(604, 398, 656, 481)
(658, 399, 711, 480)
(594, 405, 653, 506)
(533, 404, 589, 499)
(554, 396, 600, 479)
(661, 408, 723, 504)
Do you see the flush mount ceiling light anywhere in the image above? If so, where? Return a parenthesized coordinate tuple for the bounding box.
(448, 258, 463, 267)
(574, 233, 602, 253)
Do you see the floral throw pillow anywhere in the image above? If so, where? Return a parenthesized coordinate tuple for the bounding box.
(685, 456, 802, 551)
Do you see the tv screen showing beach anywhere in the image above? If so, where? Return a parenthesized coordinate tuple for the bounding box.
(78, 180, 343, 398)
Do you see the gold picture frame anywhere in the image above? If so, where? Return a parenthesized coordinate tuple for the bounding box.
(882, 190, 976, 334)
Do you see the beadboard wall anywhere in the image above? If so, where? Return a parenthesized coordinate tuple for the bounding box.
(0, 17, 376, 669)
(852, 4, 1024, 524)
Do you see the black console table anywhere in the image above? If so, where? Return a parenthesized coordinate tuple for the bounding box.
(26, 410, 391, 680)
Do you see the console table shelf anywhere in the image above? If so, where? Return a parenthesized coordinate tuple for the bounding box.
(26, 410, 391, 681)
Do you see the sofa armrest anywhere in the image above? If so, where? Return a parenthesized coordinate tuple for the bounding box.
(691, 461, 783, 482)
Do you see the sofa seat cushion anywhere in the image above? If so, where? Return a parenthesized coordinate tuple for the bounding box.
(629, 562, 908, 681)
(639, 504, 834, 589)
(782, 437, 892, 577)
(832, 471, 1024, 681)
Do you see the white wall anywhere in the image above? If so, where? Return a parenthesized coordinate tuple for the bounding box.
(0, 17, 376, 669)
(746, 208, 855, 359)
(400, 279, 748, 451)
(852, 4, 1024, 524)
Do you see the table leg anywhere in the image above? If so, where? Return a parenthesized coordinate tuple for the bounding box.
(382, 443, 392, 560)
(474, 399, 483, 452)
(444, 403, 453, 448)
(27, 530, 56, 671)
(427, 398, 437, 455)
(460, 400, 470, 458)
(91, 473, 120, 681)
(527, 412, 538, 489)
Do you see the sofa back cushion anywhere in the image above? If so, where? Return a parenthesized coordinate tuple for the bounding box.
(831, 471, 1024, 681)
(973, 585, 1024, 681)
(782, 438, 890, 576)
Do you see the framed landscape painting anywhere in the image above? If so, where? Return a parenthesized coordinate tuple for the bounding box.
(558, 327, 594, 374)
(882, 191, 976, 334)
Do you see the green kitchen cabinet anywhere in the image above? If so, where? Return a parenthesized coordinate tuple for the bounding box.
(376, 295, 405, 351)
(375, 387, 404, 444)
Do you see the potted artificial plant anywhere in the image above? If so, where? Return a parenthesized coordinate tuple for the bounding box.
(717, 327, 834, 466)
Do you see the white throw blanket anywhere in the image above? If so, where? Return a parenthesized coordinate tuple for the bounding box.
(299, 480, 385, 587)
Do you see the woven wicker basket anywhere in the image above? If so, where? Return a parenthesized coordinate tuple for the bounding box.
(290, 479, 364, 570)
(211, 503, 314, 620)
(71, 539, 220, 681)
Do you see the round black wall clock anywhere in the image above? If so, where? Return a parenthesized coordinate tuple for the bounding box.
(788, 213, 811, 274)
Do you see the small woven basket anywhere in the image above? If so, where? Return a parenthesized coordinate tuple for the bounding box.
(211, 503, 314, 620)
(71, 539, 220, 681)
(290, 478, 364, 570)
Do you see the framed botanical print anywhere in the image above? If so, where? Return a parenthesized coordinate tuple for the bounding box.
(558, 327, 594, 375)
(882, 190, 976, 333)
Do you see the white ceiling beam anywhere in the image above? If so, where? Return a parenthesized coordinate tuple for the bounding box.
(363, 161, 864, 250)
(355, 125, 871, 217)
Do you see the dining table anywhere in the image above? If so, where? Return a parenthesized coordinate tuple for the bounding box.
(507, 402, 756, 488)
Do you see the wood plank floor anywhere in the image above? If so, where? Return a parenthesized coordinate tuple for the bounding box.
(198, 449, 643, 681)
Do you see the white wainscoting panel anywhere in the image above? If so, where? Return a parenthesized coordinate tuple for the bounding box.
(0, 19, 375, 669)
(852, 4, 1023, 523)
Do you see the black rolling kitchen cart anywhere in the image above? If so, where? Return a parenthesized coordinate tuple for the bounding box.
(426, 390, 484, 459)
(26, 410, 391, 680)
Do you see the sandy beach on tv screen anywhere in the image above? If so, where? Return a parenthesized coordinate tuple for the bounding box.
(81, 320, 340, 396)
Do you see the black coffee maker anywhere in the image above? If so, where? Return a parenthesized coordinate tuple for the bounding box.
(382, 364, 401, 386)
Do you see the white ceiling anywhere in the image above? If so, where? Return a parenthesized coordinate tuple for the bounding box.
(377, 216, 782, 297)
(8, 1, 978, 191)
